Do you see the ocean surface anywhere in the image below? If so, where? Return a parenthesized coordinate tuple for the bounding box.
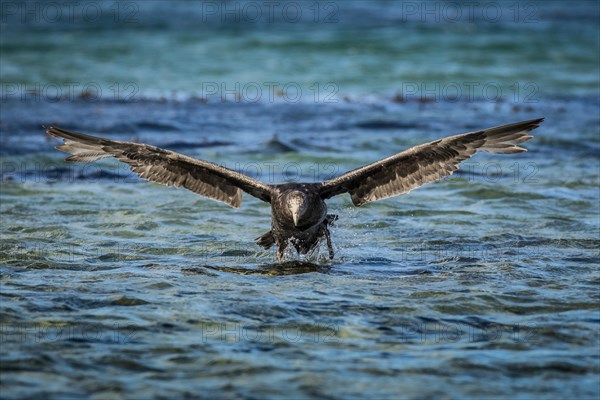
(1, 1, 599, 399)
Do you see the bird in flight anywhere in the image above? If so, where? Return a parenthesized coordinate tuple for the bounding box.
(47, 118, 543, 261)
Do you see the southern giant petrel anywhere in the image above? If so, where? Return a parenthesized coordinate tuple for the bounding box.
(47, 118, 543, 261)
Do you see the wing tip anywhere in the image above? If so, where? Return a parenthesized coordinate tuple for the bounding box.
(45, 125, 105, 146)
(46, 125, 64, 138)
(526, 117, 544, 132)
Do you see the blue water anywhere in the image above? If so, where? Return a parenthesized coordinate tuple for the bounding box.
(1, 1, 599, 399)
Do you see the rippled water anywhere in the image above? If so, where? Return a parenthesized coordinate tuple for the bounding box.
(1, 1, 599, 399)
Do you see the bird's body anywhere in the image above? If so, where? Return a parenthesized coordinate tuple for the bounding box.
(267, 183, 331, 260)
(46, 118, 543, 262)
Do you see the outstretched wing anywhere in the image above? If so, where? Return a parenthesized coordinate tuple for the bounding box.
(47, 126, 272, 207)
(319, 118, 543, 206)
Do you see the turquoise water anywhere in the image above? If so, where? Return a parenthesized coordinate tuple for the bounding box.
(1, 1, 599, 399)
(2, 1, 599, 99)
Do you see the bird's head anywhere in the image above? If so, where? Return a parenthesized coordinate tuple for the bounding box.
(286, 190, 308, 227)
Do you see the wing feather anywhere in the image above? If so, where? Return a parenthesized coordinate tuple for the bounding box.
(319, 118, 543, 206)
(47, 126, 272, 207)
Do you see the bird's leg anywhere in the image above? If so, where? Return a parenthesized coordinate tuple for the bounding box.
(322, 223, 334, 260)
(276, 240, 287, 263)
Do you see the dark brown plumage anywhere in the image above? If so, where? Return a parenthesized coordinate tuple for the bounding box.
(48, 126, 271, 207)
(47, 118, 543, 261)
